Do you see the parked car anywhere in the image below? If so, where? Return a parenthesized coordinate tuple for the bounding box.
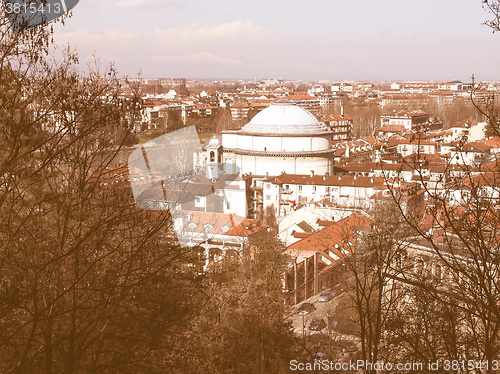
(308, 351, 327, 361)
(298, 302, 316, 315)
(337, 339, 357, 352)
(333, 282, 345, 293)
(318, 283, 345, 302)
(318, 290, 335, 302)
(309, 318, 327, 331)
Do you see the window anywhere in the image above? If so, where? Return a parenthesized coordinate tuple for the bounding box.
(313, 186, 317, 192)
(195, 196, 203, 208)
(210, 151, 215, 162)
(434, 264, 442, 281)
(265, 194, 271, 200)
(414, 258, 424, 276)
(298, 185, 302, 191)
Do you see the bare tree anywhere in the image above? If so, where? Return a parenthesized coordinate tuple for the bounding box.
(483, 0, 500, 32)
(386, 105, 500, 373)
(178, 230, 294, 374)
(342, 204, 413, 373)
(0, 14, 204, 374)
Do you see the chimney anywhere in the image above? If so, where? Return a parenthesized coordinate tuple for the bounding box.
(341, 104, 344, 117)
(310, 170, 314, 177)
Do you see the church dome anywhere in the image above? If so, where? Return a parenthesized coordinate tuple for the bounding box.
(207, 135, 221, 148)
(239, 104, 329, 135)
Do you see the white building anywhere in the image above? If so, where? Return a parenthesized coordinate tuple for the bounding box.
(173, 211, 268, 273)
(191, 135, 248, 217)
(449, 119, 487, 142)
(262, 173, 387, 215)
(221, 104, 335, 176)
(449, 142, 492, 166)
(394, 138, 437, 158)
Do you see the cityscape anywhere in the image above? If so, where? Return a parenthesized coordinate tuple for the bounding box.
(104, 74, 500, 372)
(1, 1, 500, 374)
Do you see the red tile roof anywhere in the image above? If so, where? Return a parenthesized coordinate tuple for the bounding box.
(461, 142, 492, 153)
(485, 137, 500, 147)
(453, 118, 479, 127)
(179, 211, 268, 237)
(376, 124, 406, 133)
(230, 102, 250, 108)
(382, 109, 429, 118)
(288, 213, 372, 265)
(281, 94, 315, 100)
(265, 174, 386, 188)
(293, 232, 313, 239)
(324, 114, 353, 121)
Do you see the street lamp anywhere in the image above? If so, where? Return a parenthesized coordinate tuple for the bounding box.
(328, 318, 337, 374)
(298, 302, 315, 350)
(302, 313, 306, 349)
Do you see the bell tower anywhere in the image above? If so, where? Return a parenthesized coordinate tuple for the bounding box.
(205, 135, 223, 181)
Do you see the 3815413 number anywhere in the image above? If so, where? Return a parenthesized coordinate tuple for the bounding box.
(4, 1, 62, 14)
(443, 360, 500, 372)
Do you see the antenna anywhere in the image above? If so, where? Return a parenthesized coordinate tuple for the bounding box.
(137, 68, 142, 91)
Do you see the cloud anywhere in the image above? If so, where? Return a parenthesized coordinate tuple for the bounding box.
(166, 20, 267, 39)
(199, 0, 223, 10)
(85, 0, 185, 11)
(52, 20, 266, 77)
(151, 52, 245, 66)
(56, 20, 269, 44)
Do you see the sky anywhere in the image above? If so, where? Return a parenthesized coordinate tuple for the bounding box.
(51, 0, 500, 82)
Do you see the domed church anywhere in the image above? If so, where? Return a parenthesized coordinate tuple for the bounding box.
(221, 103, 334, 176)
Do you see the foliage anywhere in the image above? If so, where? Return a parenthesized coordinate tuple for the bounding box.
(246, 108, 260, 123)
(343, 204, 413, 373)
(167, 109, 184, 132)
(382, 20, 500, 369)
(177, 231, 294, 374)
(0, 17, 205, 373)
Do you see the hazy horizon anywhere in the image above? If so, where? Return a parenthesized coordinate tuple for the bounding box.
(52, 0, 500, 82)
